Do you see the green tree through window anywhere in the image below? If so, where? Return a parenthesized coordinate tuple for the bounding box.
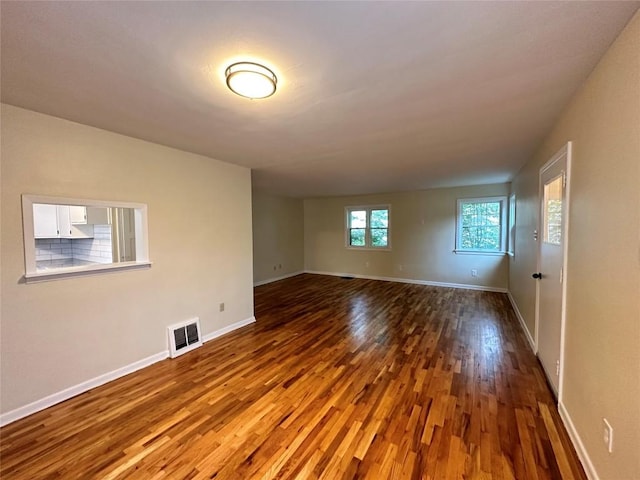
(456, 197, 507, 253)
(370, 209, 388, 247)
(346, 206, 390, 249)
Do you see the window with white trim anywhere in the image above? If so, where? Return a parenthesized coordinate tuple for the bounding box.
(508, 193, 516, 255)
(21, 194, 151, 282)
(455, 197, 507, 254)
(346, 206, 390, 249)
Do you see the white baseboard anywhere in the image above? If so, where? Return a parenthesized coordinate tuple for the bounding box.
(202, 316, 256, 343)
(507, 291, 536, 352)
(0, 350, 169, 427)
(0, 315, 257, 428)
(559, 401, 599, 480)
(253, 271, 304, 287)
(304, 270, 508, 293)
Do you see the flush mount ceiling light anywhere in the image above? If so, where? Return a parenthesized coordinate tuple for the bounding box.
(225, 62, 277, 99)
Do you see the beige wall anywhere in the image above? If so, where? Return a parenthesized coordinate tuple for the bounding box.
(252, 190, 304, 284)
(510, 12, 640, 479)
(304, 184, 510, 290)
(0, 105, 254, 414)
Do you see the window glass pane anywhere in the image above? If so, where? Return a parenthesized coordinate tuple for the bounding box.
(461, 226, 501, 250)
(544, 176, 563, 245)
(350, 228, 365, 246)
(460, 201, 502, 251)
(371, 228, 388, 247)
(370, 209, 388, 228)
(350, 210, 367, 228)
(508, 194, 516, 254)
(346, 206, 390, 249)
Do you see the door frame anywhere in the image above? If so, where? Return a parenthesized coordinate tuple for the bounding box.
(534, 141, 572, 402)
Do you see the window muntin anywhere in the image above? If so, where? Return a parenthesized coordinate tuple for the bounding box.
(346, 206, 390, 249)
(456, 197, 507, 254)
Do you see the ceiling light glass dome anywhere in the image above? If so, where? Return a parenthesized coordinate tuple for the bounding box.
(225, 62, 277, 99)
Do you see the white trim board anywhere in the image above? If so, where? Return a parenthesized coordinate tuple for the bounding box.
(509, 290, 593, 479)
(202, 316, 256, 343)
(0, 350, 168, 427)
(0, 316, 256, 427)
(253, 271, 304, 287)
(304, 270, 508, 293)
(507, 291, 536, 352)
(559, 401, 599, 480)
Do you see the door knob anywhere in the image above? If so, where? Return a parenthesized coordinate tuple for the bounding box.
(532, 272, 542, 279)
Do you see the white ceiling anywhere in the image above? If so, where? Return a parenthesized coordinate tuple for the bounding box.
(2, 1, 638, 197)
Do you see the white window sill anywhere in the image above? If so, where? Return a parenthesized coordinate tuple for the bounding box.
(24, 261, 152, 283)
(346, 247, 392, 252)
(453, 250, 506, 256)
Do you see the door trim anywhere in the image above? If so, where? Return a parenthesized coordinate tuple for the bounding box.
(535, 141, 572, 402)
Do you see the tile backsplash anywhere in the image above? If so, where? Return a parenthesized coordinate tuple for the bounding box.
(72, 225, 113, 264)
(35, 238, 74, 262)
(35, 224, 113, 269)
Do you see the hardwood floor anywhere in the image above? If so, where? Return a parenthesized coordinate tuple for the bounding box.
(0, 274, 586, 479)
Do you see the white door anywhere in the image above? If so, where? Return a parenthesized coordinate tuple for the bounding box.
(69, 206, 87, 224)
(120, 208, 136, 262)
(56, 206, 73, 238)
(33, 204, 59, 238)
(112, 208, 137, 262)
(535, 143, 571, 396)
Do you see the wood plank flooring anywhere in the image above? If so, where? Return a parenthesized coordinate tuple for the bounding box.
(0, 274, 586, 479)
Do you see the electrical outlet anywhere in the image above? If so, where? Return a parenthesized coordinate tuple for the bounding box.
(603, 418, 613, 453)
(398, 264, 403, 272)
(278, 264, 282, 269)
(471, 269, 478, 277)
(365, 261, 370, 268)
(219, 302, 225, 312)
